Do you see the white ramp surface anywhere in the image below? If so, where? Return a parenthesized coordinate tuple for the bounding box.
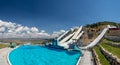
(57, 31, 69, 41)
(62, 31, 84, 47)
(76, 31, 84, 40)
(59, 32, 75, 43)
(72, 26, 82, 39)
(80, 27, 109, 49)
(59, 27, 84, 48)
(66, 26, 82, 43)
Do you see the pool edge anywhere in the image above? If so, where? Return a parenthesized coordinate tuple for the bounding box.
(76, 51, 83, 65)
(7, 46, 20, 65)
(76, 56, 82, 65)
(7, 45, 81, 65)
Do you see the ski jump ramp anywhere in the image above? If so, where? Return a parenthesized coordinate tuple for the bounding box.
(59, 31, 84, 48)
(59, 32, 75, 44)
(80, 25, 116, 49)
(58, 26, 84, 48)
(57, 30, 69, 41)
(80, 28, 108, 49)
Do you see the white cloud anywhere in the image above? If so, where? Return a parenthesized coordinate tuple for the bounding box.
(60, 30, 65, 33)
(15, 26, 23, 32)
(31, 27, 39, 33)
(41, 30, 45, 33)
(0, 20, 66, 39)
(51, 30, 66, 38)
(0, 20, 50, 38)
(0, 27, 5, 32)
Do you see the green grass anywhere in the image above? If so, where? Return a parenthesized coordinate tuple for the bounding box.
(101, 43, 120, 58)
(94, 46, 110, 65)
(0, 44, 9, 48)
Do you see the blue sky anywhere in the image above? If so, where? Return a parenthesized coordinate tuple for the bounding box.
(0, 0, 120, 33)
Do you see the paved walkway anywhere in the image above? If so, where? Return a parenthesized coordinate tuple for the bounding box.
(0, 47, 12, 65)
(78, 50, 93, 65)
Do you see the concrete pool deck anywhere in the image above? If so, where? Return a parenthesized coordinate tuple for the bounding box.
(0, 47, 12, 65)
(78, 50, 94, 65)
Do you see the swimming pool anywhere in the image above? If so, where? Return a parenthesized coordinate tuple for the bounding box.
(9, 45, 81, 65)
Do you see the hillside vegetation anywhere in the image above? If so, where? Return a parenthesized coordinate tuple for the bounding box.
(85, 21, 119, 28)
(83, 21, 120, 45)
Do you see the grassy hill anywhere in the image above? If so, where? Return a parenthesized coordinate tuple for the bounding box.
(83, 21, 120, 45)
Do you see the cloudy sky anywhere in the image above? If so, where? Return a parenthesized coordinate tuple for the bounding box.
(0, 0, 120, 38)
(0, 20, 65, 38)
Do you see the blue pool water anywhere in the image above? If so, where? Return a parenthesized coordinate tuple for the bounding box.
(9, 45, 81, 65)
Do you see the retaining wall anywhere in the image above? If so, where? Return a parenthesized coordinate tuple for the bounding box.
(105, 42, 120, 48)
(92, 49, 101, 65)
(99, 45, 120, 65)
(105, 36, 120, 42)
